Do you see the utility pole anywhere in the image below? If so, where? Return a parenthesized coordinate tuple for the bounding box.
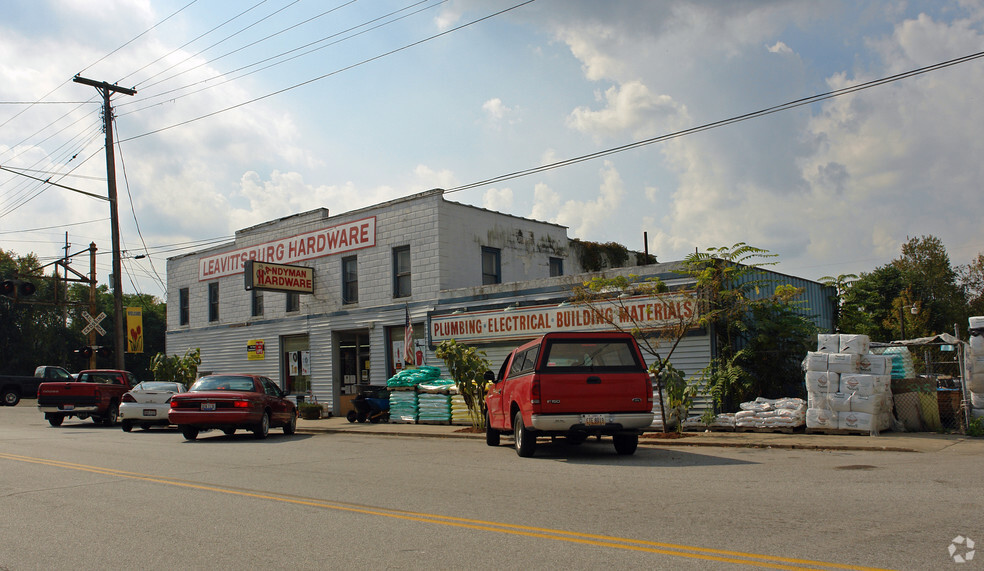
(73, 75, 136, 370)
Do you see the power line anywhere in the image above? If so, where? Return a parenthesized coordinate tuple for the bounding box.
(444, 50, 984, 194)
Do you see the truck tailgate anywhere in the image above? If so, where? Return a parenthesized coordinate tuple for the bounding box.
(538, 372, 650, 414)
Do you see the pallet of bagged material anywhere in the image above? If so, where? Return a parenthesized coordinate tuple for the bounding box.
(805, 427, 873, 436)
(736, 425, 801, 434)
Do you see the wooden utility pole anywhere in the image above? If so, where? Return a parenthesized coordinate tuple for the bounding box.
(73, 75, 136, 370)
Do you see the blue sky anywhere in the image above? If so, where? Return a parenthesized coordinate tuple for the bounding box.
(2, 0, 983, 299)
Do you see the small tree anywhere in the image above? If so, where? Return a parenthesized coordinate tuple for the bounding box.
(435, 340, 491, 429)
(149, 348, 201, 387)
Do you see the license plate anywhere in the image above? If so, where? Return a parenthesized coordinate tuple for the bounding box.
(142, 409, 157, 417)
(62, 404, 74, 411)
(582, 414, 606, 426)
(201, 403, 216, 411)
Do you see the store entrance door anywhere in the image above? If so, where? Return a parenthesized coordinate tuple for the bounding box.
(281, 334, 311, 402)
(337, 331, 370, 415)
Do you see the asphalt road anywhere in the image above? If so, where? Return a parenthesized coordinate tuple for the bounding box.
(1, 402, 981, 570)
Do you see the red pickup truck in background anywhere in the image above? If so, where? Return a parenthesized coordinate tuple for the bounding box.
(37, 369, 139, 427)
(484, 331, 654, 457)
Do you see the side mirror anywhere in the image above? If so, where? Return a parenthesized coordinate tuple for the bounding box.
(483, 370, 496, 383)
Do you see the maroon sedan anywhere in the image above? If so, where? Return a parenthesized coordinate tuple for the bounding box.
(168, 374, 297, 440)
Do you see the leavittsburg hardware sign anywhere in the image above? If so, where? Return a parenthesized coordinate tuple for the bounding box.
(430, 292, 698, 343)
(199, 217, 375, 280)
(244, 261, 314, 294)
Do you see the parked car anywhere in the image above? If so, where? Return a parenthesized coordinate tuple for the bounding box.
(168, 374, 297, 440)
(484, 331, 654, 457)
(119, 381, 187, 432)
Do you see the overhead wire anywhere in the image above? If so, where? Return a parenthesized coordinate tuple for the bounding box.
(444, 50, 984, 194)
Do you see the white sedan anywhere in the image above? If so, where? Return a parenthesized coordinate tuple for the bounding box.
(119, 381, 187, 432)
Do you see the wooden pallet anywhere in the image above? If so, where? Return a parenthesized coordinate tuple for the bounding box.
(805, 427, 875, 436)
(416, 419, 452, 425)
(735, 426, 802, 434)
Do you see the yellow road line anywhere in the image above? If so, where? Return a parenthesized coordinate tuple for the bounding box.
(0, 452, 893, 570)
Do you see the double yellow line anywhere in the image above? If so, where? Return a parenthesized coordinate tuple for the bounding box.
(0, 452, 891, 570)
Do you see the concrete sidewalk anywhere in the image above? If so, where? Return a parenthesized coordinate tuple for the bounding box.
(296, 415, 982, 453)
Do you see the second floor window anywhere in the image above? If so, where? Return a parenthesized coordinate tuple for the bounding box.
(208, 282, 219, 322)
(179, 287, 189, 325)
(482, 247, 501, 285)
(286, 292, 300, 312)
(393, 246, 411, 298)
(342, 255, 358, 304)
(549, 257, 564, 277)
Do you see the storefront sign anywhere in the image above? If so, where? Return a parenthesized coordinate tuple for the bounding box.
(247, 339, 265, 360)
(244, 261, 314, 294)
(199, 217, 376, 280)
(430, 292, 698, 343)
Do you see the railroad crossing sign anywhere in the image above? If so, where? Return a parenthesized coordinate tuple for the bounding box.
(82, 311, 107, 336)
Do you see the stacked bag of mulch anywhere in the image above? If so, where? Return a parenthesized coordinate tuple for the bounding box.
(388, 390, 419, 423)
(967, 316, 984, 422)
(387, 367, 445, 424)
(450, 393, 471, 425)
(803, 334, 894, 435)
(734, 397, 806, 430)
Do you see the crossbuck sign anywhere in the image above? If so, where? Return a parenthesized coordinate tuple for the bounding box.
(82, 311, 107, 336)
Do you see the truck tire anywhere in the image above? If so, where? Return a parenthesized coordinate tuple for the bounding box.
(2, 388, 20, 407)
(613, 433, 639, 455)
(513, 411, 536, 457)
(102, 402, 119, 426)
(485, 413, 500, 447)
(253, 411, 270, 439)
(46, 413, 64, 427)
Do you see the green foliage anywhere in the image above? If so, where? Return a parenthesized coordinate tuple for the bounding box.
(149, 348, 201, 387)
(573, 239, 630, 272)
(967, 416, 984, 438)
(434, 339, 491, 429)
(698, 349, 755, 412)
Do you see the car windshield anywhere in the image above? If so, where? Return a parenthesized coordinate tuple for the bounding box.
(135, 382, 182, 392)
(191, 376, 256, 392)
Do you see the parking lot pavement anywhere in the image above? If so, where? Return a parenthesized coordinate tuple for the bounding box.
(296, 415, 983, 453)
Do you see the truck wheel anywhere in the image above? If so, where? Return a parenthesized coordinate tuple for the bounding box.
(181, 426, 199, 441)
(485, 413, 500, 447)
(2, 389, 19, 407)
(513, 411, 536, 457)
(121, 420, 134, 432)
(253, 411, 270, 439)
(613, 433, 639, 455)
(46, 413, 64, 427)
(103, 402, 119, 426)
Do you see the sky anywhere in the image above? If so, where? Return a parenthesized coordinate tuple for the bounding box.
(2, 0, 983, 301)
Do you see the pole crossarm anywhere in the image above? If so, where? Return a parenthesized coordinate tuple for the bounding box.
(72, 75, 137, 96)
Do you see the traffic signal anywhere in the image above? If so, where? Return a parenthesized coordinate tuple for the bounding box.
(77, 347, 93, 359)
(1, 279, 36, 297)
(98, 346, 111, 358)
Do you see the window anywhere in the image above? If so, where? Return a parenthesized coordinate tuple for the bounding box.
(251, 290, 263, 317)
(482, 247, 501, 285)
(286, 292, 300, 312)
(208, 282, 219, 322)
(342, 255, 358, 304)
(179, 288, 189, 325)
(549, 257, 563, 277)
(393, 246, 411, 298)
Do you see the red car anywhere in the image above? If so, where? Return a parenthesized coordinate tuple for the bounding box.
(168, 374, 297, 440)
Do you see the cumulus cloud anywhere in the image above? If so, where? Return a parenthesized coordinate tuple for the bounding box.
(768, 41, 793, 54)
(483, 187, 513, 211)
(530, 161, 625, 239)
(567, 80, 689, 140)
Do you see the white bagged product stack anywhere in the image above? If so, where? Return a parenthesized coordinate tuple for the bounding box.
(804, 333, 893, 434)
(734, 397, 806, 430)
(650, 391, 684, 430)
(968, 316, 984, 421)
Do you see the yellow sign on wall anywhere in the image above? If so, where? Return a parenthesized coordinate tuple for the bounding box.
(126, 307, 143, 353)
(247, 339, 266, 360)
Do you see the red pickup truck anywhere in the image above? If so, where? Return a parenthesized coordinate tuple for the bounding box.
(484, 331, 654, 457)
(37, 369, 139, 427)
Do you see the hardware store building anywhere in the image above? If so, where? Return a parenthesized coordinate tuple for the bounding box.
(166, 188, 834, 416)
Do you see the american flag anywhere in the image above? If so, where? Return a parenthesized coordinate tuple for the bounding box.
(404, 304, 414, 367)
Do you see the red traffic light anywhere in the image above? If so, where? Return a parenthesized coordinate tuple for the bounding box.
(0, 280, 13, 296)
(1, 279, 35, 297)
(78, 347, 93, 358)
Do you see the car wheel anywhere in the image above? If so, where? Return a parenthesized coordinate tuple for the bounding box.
(253, 411, 270, 439)
(513, 411, 536, 457)
(485, 413, 500, 447)
(46, 413, 64, 427)
(103, 402, 119, 426)
(2, 389, 20, 407)
(222, 428, 236, 436)
(613, 433, 639, 455)
(283, 412, 297, 435)
(346, 410, 358, 423)
(121, 420, 134, 432)
(181, 426, 199, 441)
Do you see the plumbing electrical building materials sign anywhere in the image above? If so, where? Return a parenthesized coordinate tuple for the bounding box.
(430, 292, 698, 343)
(244, 261, 314, 294)
(199, 217, 376, 280)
